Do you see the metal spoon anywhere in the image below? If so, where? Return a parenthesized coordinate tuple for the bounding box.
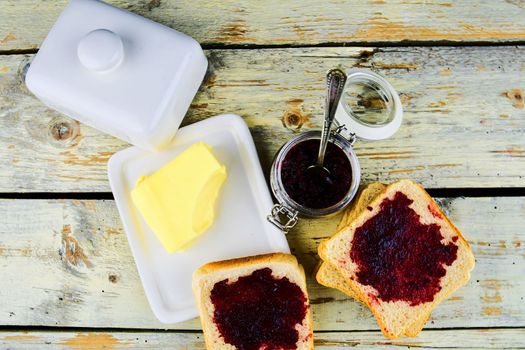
(308, 68, 347, 175)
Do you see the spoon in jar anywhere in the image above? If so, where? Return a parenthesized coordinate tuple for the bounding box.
(306, 68, 347, 180)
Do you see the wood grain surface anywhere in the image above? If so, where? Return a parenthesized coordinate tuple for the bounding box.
(0, 197, 522, 331)
(1, 328, 524, 349)
(2, 0, 525, 52)
(2, 1, 525, 348)
(1, 46, 524, 192)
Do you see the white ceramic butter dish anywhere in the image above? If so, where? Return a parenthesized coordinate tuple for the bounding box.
(108, 114, 290, 323)
(25, 0, 207, 150)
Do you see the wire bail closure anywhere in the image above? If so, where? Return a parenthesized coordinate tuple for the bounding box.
(267, 204, 299, 233)
(333, 124, 356, 145)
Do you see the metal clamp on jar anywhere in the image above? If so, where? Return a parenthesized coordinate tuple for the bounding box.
(267, 69, 403, 233)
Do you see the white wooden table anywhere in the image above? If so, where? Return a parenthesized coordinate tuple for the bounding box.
(0, 1, 524, 349)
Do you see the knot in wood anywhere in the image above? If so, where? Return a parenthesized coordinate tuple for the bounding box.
(502, 89, 524, 109)
(282, 110, 309, 132)
(59, 225, 92, 271)
(51, 122, 73, 141)
(48, 118, 80, 147)
(286, 112, 300, 125)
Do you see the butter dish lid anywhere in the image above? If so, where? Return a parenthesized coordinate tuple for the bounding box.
(335, 69, 403, 141)
(25, 0, 208, 150)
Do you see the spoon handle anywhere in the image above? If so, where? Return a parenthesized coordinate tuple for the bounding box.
(317, 68, 347, 166)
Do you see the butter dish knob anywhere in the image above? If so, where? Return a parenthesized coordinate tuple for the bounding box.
(77, 29, 124, 72)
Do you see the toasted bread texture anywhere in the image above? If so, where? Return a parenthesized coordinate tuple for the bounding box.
(316, 183, 428, 337)
(336, 183, 388, 232)
(319, 179, 475, 339)
(193, 253, 313, 350)
(316, 253, 429, 337)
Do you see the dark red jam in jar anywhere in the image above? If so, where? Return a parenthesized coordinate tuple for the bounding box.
(351, 192, 458, 306)
(280, 139, 352, 209)
(210, 268, 307, 350)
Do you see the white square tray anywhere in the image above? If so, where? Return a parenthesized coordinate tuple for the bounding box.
(108, 114, 289, 324)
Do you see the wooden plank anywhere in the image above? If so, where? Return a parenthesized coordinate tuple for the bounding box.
(1, 46, 524, 192)
(0, 197, 523, 331)
(1, 329, 524, 349)
(2, 0, 525, 51)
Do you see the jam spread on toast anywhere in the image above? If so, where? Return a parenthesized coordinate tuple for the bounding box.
(210, 268, 307, 350)
(281, 139, 352, 209)
(351, 192, 458, 305)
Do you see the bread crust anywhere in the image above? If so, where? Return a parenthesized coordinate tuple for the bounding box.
(318, 179, 475, 339)
(193, 253, 313, 350)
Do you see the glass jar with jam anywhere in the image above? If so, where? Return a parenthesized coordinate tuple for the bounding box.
(268, 69, 403, 232)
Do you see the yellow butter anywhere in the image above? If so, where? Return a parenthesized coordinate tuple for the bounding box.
(131, 142, 227, 253)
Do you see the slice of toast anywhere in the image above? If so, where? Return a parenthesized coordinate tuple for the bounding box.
(316, 182, 428, 337)
(193, 253, 313, 350)
(319, 179, 475, 339)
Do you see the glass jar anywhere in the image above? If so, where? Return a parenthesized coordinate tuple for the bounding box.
(267, 69, 403, 233)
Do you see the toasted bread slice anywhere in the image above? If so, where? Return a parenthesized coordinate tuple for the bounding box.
(193, 253, 313, 350)
(319, 179, 475, 339)
(317, 182, 428, 337)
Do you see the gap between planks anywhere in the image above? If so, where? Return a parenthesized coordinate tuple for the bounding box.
(2, 0, 525, 51)
(0, 325, 523, 333)
(2, 40, 525, 56)
(0, 328, 524, 349)
(1, 188, 525, 200)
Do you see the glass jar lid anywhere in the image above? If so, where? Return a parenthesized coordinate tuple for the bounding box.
(335, 69, 403, 140)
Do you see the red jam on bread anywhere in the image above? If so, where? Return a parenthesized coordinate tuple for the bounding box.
(210, 268, 307, 350)
(351, 192, 458, 306)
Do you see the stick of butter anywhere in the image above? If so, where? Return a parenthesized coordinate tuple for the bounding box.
(131, 142, 227, 253)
